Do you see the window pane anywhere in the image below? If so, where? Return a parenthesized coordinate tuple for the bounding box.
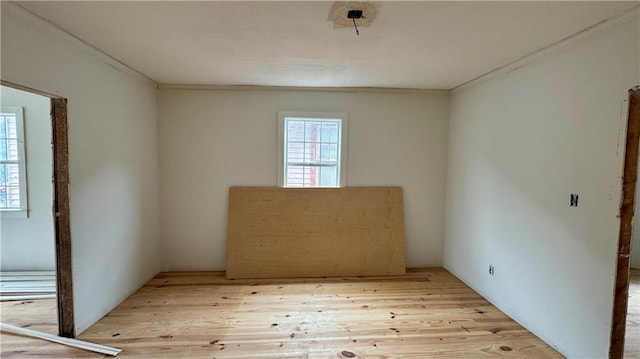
(6, 116, 17, 137)
(304, 121, 321, 142)
(5, 185, 21, 209)
(286, 165, 328, 187)
(319, 166, 338, 187)
(5, 164, 20, 187)
(0, 116, 7, 161)
(0, 111, 24, 210)
(0, 137, 6, 161)
(320, 143, 338, 162)
(304, 166, 320, 187)
(6, 140, 19, 161)
(0, 114, 18, 161)
(0, 116, 6, 136)
(303, 142, 319, 163)
(286, 165, 305, 187)
(321, 122, 339, 143)
(286, 141, 304, 163)
(282, 115, 344, 188)
(287, 121, 304, 142)
(0, 163, 6, 186)
(0, 164, 20, 209)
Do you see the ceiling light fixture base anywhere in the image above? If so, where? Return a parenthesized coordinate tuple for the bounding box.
(329, 2, 377, 29)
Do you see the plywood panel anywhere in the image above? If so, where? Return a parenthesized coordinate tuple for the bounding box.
(226, 187, 405, 279)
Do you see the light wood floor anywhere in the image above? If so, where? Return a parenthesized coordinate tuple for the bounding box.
(1, 268, 563, 358)
(627, 269, 640, 358)
(0, 297, 67, 357)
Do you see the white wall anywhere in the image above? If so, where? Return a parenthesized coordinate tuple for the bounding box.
(1, 3, 161, 334)
(444, 14, 639, 358)
(158, 88, 449, 271)
(0, 86, 54, 271)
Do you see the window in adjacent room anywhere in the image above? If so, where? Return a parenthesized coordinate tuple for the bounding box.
(278, 112, 348, 188)
(0, 107, 27, 216)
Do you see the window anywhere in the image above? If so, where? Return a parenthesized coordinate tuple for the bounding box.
(0, 107, 27, 217)
(278, 112, 348, 187)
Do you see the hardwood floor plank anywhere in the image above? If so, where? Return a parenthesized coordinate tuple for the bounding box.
(0, 298, 101, 358)
(1, 268, 563, 358)
(625, 268, 640, 358)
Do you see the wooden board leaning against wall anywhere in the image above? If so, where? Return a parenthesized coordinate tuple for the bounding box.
(226, 187, 406, 279)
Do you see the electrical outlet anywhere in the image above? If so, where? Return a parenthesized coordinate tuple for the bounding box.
(570, 194, 579, 207)
(489, 265, 494, 275)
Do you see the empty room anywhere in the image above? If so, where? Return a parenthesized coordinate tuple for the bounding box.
(0, 1, 639, 358)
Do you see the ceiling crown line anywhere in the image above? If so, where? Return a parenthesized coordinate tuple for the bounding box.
(453, 4, 640, 93)
(8, 2, 156, 86)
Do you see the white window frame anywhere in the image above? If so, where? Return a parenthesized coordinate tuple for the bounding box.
(278, 111, 348, 188)
(0, 106, 28, 218)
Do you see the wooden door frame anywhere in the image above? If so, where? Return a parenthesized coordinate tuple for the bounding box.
(610, 86, 640, 358)
(1, 80, 74, 338)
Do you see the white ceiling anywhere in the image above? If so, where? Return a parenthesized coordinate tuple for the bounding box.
(16, 1, 638, 89)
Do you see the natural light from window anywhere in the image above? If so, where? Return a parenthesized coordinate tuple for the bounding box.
(0, 107, 26, 213)
(278, 112, 348, 188)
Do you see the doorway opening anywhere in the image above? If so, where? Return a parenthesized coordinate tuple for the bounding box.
(0, 81, 73, 338)
(610, 86, 640, 358)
